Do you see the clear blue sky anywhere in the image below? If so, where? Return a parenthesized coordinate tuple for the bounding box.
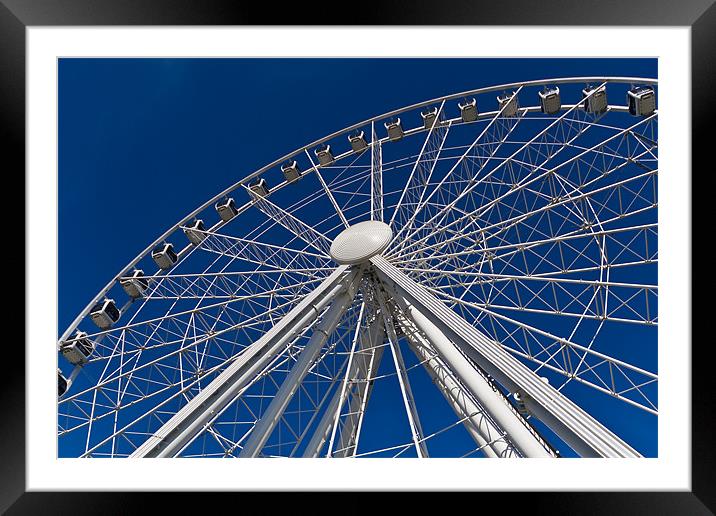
(59, 58, 657, 457)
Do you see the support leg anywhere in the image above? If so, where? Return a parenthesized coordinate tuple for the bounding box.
(239, 270, 362, 457)
(393, 290, 552, 457)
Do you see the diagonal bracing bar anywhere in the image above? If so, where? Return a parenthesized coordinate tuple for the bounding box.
(245, 192, 333, 256)
(130, 265, 360, 458)
(371, 255, 641, 458)
(300, 303, 366, 457)
(300, 303, 387, 458)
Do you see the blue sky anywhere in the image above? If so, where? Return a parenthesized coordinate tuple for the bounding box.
(59, 58, 657, 458)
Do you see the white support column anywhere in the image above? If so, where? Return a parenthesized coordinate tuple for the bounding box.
(397, 313, 509, 458)
(130, 266, 359, 458)
(238, 270, 363, 457)
(371, 255, 641, 458)
(392, 290, 552, 458)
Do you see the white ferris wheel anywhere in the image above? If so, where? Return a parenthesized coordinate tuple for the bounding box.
(58, 77, 658, 458)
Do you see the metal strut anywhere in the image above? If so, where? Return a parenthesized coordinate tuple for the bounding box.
(330, 310, 386, 457)
(374, 288, 429, 458)
(371, 121, 383, 222)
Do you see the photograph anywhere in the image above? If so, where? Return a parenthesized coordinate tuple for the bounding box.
(4, 6, 710, 510)
(56, 57, 659, 460)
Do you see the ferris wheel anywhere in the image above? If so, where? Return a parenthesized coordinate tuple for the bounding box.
(57, 77, 658, 458)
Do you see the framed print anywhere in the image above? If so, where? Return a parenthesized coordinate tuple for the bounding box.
(3, 0, 714, 513)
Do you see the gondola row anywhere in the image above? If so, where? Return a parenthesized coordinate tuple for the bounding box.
(244, 84, 655, 197)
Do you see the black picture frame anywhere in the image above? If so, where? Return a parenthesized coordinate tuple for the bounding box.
(3, 1, 713, 513)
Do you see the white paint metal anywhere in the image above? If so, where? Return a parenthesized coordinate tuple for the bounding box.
(375, 289, 428, 458)
(332, 314, 386, 457)
(330, 221, 393, 265)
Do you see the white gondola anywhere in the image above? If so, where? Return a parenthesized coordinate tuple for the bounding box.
(58, 369, 68, 397)
(314, 144, 335, 166)
(348, 130, 368, 152)
(152, 242, 177, 270)
(421, 107, 439, 129)
(497, 92, 519, 117)
(281, 160, 302, 182)
(248, 178, 270, 198)
(183, 219, 206, 246)
(627, 86, 656, 116)
(89, 298, 120, 330)
(582, 85, 608, 114)
(458, 98, 478, 122)
(60, 330, 95, 365)
(215, 197, 238, 222)
(385, 118, 404, 141)
(538, 86, 561, 115)
(120, 269, 149, 298)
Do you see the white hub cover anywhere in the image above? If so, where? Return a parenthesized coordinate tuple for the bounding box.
(330, 221, 393, 264)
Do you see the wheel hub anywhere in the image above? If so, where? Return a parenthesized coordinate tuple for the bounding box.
(329, 220, 393, 264)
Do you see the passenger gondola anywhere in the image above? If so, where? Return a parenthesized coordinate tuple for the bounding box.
(458, 98, 478, 122)
(183, 219, 206, 246)
(627, 86, 656, 117)
(89, 298, 120, 330)
(152, 242, 178, 269)
(120, 269, 149, 298)
(497, 92, 519, 117)
(248, 177, 270, 198)
(314, 144, 335, 166)
(582, 85, 608, 114)
(538, 86, 561, 115)
(281, 160, 302, 182)
(384, 118, 404, 141)
(215, 197, 238, 222)
(348, 130, 368, 152)
(60, 330, 95, 365)
(58, 369, 68, 396)
(421, 106, 439, 129)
